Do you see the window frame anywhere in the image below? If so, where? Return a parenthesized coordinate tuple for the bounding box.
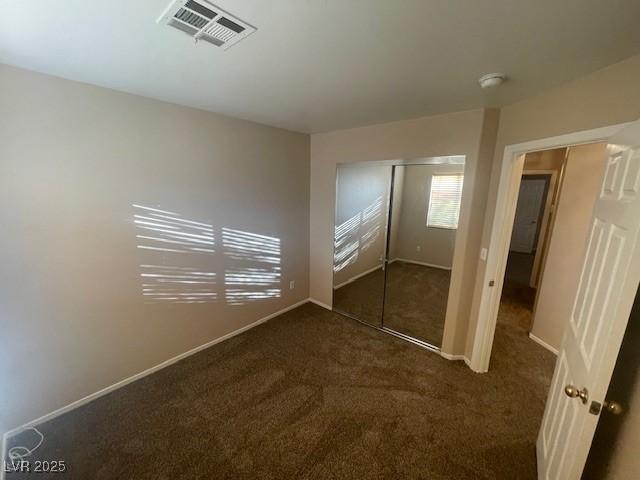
(426, 172, 464, 230)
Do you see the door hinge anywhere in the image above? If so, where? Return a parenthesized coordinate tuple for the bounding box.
(489, 280, 495, 287)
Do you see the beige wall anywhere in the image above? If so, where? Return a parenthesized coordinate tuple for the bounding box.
(333, 165, 390, 286)
(523, 148, 566, 172)
(466, 53, 640, 360)
(392, 164, 464, 268)
(4, 49, 640, 440)
(0, 64, 310, 434)
(310, 108, 500, 355)
(531, 143, 607, 351)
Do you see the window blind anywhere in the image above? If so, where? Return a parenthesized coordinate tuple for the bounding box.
(427, 174, 464, 229)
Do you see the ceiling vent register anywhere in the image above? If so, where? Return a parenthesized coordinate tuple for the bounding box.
(158, 0, 256, 50)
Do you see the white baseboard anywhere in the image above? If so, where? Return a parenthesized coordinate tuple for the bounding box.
(333, 264, 383, 290)
(333, 259, 451, 293)
(464, 357, 473, 369)
(392, 258, 452, 271)
(308, 298, 332, 310)
(440, 351, 464, 361)
(1, 297, 311, 450)
(529, 332, 559, 355)
(440, 351, 471, 366)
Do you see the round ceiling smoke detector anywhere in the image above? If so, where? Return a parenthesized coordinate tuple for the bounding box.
(478, 73, 506, 88)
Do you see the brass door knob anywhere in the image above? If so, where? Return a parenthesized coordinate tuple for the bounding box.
(564, 385, 589, 404)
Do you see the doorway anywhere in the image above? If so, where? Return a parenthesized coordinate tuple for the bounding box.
(494, 143, 608, 359)
(501, 150, 565, 340)
(471, 120, 640, 479)
(508, 172, 555, 284)
(504, 172, 555, 312)
(510, 175, 549, 256)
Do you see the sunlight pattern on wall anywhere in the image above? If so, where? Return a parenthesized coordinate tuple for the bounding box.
(134, 204, 217, 304)
(133, 204, 215, 254)
(133, 205, 282, 306)
(334, 196, 384, 272)
(359, 196, 383, 251)
(222, 228, 281, 305)
(140, 265, 217, 303)
(334, 212, 361, 272)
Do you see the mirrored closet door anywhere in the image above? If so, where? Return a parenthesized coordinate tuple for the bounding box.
(332, 157, 465, 350)
(333, 165, 392, 327)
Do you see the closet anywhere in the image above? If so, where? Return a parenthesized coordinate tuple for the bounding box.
(332, 156, 465, 350)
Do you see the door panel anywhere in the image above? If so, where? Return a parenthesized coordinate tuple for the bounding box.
(536, 123, 640, 480)
(332, 165, 391, 327)
(383, 164, 463, 348)
(511, 178, 547, 253)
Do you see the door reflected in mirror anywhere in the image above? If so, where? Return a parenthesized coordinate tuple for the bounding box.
(332, 165, 391, 326)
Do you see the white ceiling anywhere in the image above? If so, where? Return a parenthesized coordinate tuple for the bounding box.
(1, 0, 639, 133)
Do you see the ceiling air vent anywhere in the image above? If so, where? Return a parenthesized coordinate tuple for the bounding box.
(157, 0, 256, 50)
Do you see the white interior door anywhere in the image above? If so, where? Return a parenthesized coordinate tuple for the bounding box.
(536, 122, 640, 480)
(510, 178, 547, 253)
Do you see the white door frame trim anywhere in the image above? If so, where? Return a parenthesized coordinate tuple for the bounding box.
(469, 122, 633, 373)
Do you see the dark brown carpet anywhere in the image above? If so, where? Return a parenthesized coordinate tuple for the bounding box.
(333, 266, 385, 327)
(383, 262, 450, 346)
(333, 262, 449, 346)
(6, 290, 555, 480)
